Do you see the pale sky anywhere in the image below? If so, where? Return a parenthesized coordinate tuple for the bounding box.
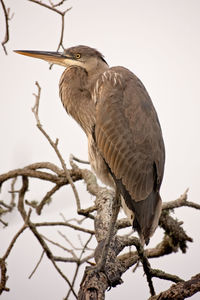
(1, 0, 200, 299)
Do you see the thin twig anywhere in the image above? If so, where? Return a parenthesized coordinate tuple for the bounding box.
(9, 177, 17, 207)
(0, 206, 29, 294)
(162, 188, 200, 210)
(0, 201, 12, 210)
(56, 14, 65, 51)
(42, 234, 77, 258)
(51, 259, 77, 299)
(58, 230, 79, 250)
(32, 82, 41, 125)
(28, 0, 64, 15)
(0, 219, 8, 227)
(49, 0, 67, 8)
(80, 235, 93, 261)
(18, 176, 29, 220)
(32, 82, 81, 212)
(65, 235, 93, 299)
(28, 0, 72, 52)
(70, 154, 90, 165)
(2, 223, 27, 261)
(28, 224, 76, 293)
(63, 215, 88, 225)
(0, 0, 11, 54)
(36, 184, 61, 214)
(16, 176, 77, 296)
(34, 221, 94, 234)
(29, 250, 45, 279)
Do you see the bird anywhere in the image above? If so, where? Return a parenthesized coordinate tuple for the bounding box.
(15, 45, 165, 245)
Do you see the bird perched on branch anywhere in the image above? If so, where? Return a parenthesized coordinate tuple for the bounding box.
(15, 45, 165, 245)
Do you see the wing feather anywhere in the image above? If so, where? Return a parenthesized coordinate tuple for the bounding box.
(94, 67, 165, 243)
(95, 67, 165, 202)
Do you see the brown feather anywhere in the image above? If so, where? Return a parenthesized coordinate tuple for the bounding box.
(95, 67, 165, 243)
(58, 46, 165, 244)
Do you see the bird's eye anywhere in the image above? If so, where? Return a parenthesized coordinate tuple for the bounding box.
(75, 53, 81, 59)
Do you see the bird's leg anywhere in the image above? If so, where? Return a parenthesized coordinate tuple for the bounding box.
(135, 240, 155, 296)
(95, 188, 121, 272)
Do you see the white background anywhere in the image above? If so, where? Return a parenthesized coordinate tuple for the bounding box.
(0, 0, 200, 299)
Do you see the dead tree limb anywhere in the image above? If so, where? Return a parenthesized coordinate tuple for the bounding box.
(149, 273, 200, 300)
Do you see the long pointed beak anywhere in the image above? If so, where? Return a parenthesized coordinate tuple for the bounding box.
(14, 50, 69, 67)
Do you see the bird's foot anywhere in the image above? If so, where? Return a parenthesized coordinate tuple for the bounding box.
(85, 262, 105, 276)
(84, 263, 123, 289)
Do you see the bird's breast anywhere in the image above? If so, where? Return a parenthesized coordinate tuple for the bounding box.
(88, 134, 114, 188)
(88, 134, 135, 223)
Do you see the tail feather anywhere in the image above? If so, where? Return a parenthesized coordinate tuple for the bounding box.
(132, 191, 162, 244)
(117, 178, 161, 245)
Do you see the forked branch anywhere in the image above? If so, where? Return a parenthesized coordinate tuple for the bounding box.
(28, 0, 72, 51)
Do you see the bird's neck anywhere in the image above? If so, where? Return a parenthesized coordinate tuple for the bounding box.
(87, 59, 109, 80)
(59, 66, 96, 136)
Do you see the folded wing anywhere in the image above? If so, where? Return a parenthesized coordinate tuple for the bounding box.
(94, 67, 165, 243)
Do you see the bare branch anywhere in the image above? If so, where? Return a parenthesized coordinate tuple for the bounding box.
(69, 158, 101, 198)
(0, 0, 11, 54)
(162, 188, 200, 210)
(70, 154, 90, 165)
(66, 234, 93, 299)
(18, 176, 29, 220)
(0, 219, 8, 227)
(13, 175, 77, 295)
(58, 230, 80, 250)
(32, 82, 81, 212)
(42, 234, 78, 258)
(0, 201, 12, 210)
(19, 196, 77, 297)
(2, 223, 27, 261)
(32, 81, 41, 125)
(35, 221, 94, 234)
(9, 177, 17, 207)
(28, 0, 72, 51)
(29, 250, 45, 279)
(159, 211, 193, 253)
(48, 0, 68, 8)
(28, 224, 77, 295)
(0, 164, 82, 186)
(0, 260, 9, 294)
(118, 235, 173, 270)
(149, 273, 200, 300)
(0, 207, 28, 294)
(28, 0, 65, 15)
(36, 184, 61, 214)
(149, 269, 184, 284)
(57, 14, 65, 51)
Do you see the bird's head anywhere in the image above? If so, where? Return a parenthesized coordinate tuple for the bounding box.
(14, 45, 108, 74)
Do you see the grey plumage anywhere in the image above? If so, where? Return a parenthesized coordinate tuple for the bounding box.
(15, 45, 165, 244)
